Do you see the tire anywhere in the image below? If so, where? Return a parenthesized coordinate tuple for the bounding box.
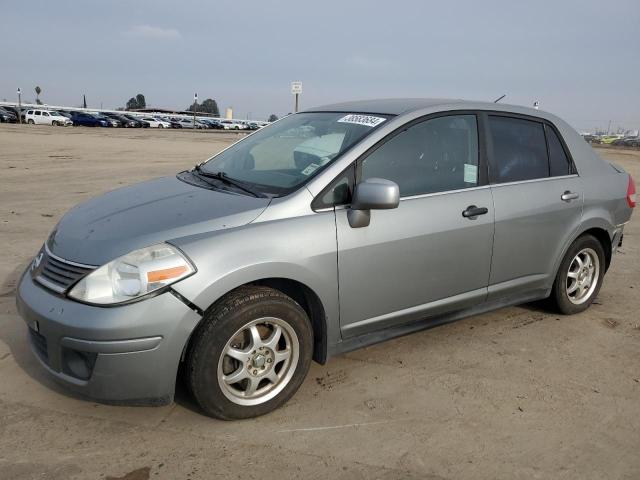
(158, 124, 164, 128)
(186, 286, 313, 420)
(27, 119, 35, 125)
(549, 234, 606, 314)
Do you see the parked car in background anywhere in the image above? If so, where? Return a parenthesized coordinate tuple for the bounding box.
(612, 136, 640, 147)
(16, 99, 636, 420)
(140, 116, 171, 128)
(56, 111, 75, 120)
(600, 135, 621, 144)
(102, 112, 134, 127)
(581, 134, 601, 144)
(18, 107, 30, 123)
(165, 117, 183, 128)
(69, 111, 108, 127)
(49, 111, 74, 126)
(0, 106, 18, 123)
(25, 109, 73, 126)
(177, 118, 196, 129)
(125, 115, 150, 128)
(88, 112, 119, 127)
(121, 114, 147, 128)
(221, 120, 246, 130)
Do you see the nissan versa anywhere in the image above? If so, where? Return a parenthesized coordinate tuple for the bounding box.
(17, 99, 635, 419)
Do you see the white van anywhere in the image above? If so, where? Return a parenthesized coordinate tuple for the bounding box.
(25, 109, 72, 126)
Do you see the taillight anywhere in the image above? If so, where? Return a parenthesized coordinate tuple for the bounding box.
(628, 175, 636, 208)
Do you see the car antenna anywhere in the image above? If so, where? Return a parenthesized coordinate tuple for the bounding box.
(493, 94, 506, 103)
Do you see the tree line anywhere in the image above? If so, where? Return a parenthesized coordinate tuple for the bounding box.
(123, 92, 278, 121)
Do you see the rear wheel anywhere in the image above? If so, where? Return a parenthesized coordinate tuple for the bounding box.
(187, 286, 313, 420)
(27, 119, 34, 125)
(549, 234, 605, 314)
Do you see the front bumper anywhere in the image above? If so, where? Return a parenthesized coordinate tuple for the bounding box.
(16, 271, 201, 405)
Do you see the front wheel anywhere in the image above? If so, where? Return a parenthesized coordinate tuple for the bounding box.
(186, 286, 313, 419)
(549, 234, 605, 314)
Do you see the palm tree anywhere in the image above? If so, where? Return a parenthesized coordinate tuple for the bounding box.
(34, 86, 42, 104)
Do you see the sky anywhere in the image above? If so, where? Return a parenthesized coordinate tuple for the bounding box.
(2, 0, 639, 131)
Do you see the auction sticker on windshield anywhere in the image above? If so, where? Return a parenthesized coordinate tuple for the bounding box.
(337, 114, 386, 128)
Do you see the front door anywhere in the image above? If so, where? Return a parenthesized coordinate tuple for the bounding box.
(336, 113, 495, 337)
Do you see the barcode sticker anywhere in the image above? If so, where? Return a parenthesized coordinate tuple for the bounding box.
(337, 114, 386, 128)
(301, 163, 320, 176)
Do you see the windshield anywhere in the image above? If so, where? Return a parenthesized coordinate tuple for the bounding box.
(200, 112, 390, 195)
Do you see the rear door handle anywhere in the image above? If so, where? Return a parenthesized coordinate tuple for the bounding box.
(462, 205, 489, 218)
(561, 191, 580, 202)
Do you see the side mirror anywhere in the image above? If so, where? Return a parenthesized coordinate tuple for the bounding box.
(348, 178, 400, 228)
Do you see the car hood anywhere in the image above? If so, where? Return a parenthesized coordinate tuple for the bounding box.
(48, 175, 270, 265)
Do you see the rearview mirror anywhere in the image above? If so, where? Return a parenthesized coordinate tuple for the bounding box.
(348, 178, 400, 228)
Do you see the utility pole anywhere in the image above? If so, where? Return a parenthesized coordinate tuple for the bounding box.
(193, 92, 197, 129)
(17, 87, 22, 124)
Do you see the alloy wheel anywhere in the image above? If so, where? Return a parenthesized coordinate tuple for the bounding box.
(566, 247, 600, 305)
(217, 317, 299, 406)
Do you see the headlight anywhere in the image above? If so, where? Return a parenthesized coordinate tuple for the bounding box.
(68, 243, 195, 305)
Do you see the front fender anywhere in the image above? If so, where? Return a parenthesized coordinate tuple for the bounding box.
(169, 211, 340, 346)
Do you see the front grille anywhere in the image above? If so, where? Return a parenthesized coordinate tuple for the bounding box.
(33, 247, 95, 293)
(29, 327, 48, 362)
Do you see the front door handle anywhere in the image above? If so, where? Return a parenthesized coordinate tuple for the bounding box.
(462, 205, 488, 218)
(561, 191, 580, 202)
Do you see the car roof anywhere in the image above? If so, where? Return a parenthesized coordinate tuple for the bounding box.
(303, 97, 552, 119)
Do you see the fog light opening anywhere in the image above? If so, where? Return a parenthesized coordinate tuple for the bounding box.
(62, 348, 97, 381)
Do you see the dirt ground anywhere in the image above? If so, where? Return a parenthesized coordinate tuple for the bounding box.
(1, 124, 639, 480)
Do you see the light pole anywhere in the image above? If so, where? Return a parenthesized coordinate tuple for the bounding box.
(17, 87, 22, 124)
(193, 93, 197, 129)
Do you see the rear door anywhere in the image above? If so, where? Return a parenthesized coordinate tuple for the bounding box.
(485, 113, 583, 299)
(334, 113, 495, 337)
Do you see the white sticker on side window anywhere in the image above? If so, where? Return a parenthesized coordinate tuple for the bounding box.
(301, 163, 320, 176)
(464, 164, 478, 183)
(337, 114, 386, 128)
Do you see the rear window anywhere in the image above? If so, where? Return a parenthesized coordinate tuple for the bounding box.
(489, 115, 548, 183)
(546, 125, 572, 176)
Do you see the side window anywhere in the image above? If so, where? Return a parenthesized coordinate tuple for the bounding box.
(489, 115, 548, 183)
(361, 115, 479, 197)
(35, 111, 41, 116)
(546, 125, 571, 176)
(43, 112, 49, 117)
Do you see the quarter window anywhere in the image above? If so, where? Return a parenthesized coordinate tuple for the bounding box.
(361, 115, 479, 197)
(546, 125, 571, 176)
(489, 115, 548, 183)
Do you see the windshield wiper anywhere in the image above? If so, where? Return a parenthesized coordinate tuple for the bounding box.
(193, 165, 265, 198)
